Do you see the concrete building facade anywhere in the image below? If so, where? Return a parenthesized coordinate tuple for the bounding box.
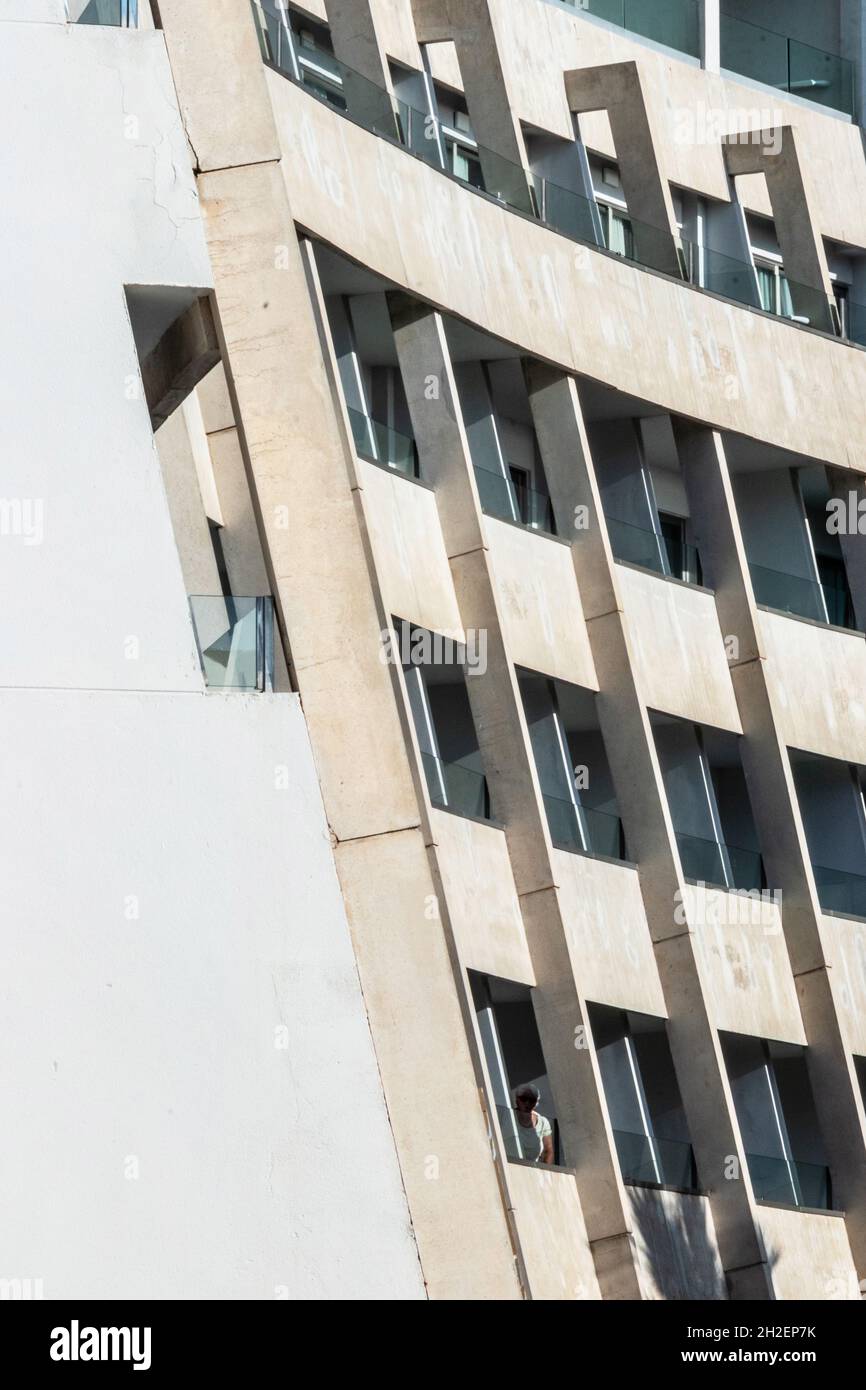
(4, 0, 866, 1300)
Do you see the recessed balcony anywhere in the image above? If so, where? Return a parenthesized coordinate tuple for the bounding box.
(720, 9, 854, 117)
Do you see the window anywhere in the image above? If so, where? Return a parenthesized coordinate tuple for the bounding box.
(755, 260, 794, 318)
(597, 202, 635, 260)
(659, 512, 702, 586)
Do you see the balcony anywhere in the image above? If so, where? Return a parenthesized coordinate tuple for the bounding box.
(189, 595, 275, 691)
(257, 3, 865, 347)
(720, 11, 854, 117)
(519, 672, 628, 862)
(560, 0, 700, 59)
(590, 1003, 700, 1194)
(722, 1032, 834, 1212)
(399, 620, 494, 823)
(73, 0, 137, 23)
(471, 973, 566, 1168)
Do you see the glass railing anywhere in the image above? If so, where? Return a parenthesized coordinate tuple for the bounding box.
(189, 595, 274, 691)
(680, 239, 761, 309)
(543, 792, 626, 860)
(747, 1152, 832, 1209)
(605, 514, 702, 583)
(720, 12, 854, 116)
(473, 463, 555, 534)
(675, 829, 765, 892)
(560, 0, 700, 57)
(749, 560, 856, 628)
(75, 0, 137, 22)
(421, 750, 491, 820)
(614, 1129, 699, 1190)
(812, 863, 866, 919)
(347, 406, 418, 478)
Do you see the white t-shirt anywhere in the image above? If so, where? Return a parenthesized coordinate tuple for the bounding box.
(515, 1112, 552, 1162)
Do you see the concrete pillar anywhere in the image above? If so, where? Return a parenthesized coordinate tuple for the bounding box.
(156, 0, 524, 1302)
(701, 0, 721, 73)
(323, 0, 400, 138)
(526, 364, 776, 1299)
(564, 61, 683, 278)
(828, 467, 866, 631)
(722, 127, 837, 332)
(388, 293, 646, 1299)
(676, 421, 866, 1280)
(410, 0, 534, 214)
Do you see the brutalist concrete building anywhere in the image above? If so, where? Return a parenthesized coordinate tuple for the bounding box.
(4, 0, 866, 1301)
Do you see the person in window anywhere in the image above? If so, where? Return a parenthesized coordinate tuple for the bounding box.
(514, 1084, 554, 1164)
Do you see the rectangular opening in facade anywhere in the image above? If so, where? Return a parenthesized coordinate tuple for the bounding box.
(446, 320, 556, 535)
(395, 618, 492, 822)
(721, 1031, 833, 1209)
(584, 407, 704, 585)
(651, 713, 766, 891)
(518, 670, 627, 861)
(588, 1002, 699, 1191)
(791, 749, 866, 919)
(470, 971, 564, 1167)
(726, 445, 857, 630)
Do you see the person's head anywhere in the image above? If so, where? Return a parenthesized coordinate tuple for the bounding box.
(514, 1084, 540, 1114)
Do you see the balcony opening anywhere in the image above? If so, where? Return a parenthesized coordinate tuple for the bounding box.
(524, 129, 600, 247)
(675, 187, 764, 311)
(741, 213, 836, 329)
(518, 671, 627, 862)
(721, 1032, 833, 1209)
(727, 444, 857, 629)
(315, 250, 419, 480)
(253, 3, 398, 136)
(585, 410, 703, 584)
(470, 972, 565, 1167)
(720, 2, 853, 117)
(588, 1003, 699, 1192)
(791, 750, 866, 919)
(395, 619, 492, 822)
(651, 714, 766, 892)
(446, 322, 556, 535)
